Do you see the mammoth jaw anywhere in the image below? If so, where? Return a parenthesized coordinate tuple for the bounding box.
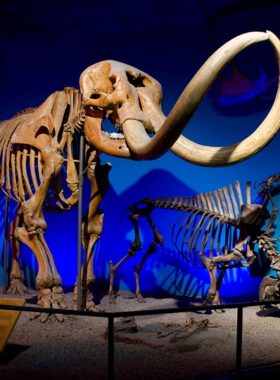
(83, 112, 132, 159)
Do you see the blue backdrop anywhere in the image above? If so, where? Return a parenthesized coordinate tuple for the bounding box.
(1, 17, 280, 299)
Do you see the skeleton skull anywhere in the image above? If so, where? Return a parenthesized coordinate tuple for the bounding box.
(80, 31, 280, 165)
(80, 61, 165, 160)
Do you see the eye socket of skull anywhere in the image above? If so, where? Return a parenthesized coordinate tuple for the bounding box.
(91, 94, 102, 100)
(109, 75, 117, 87)
(126, 72, 153, 88)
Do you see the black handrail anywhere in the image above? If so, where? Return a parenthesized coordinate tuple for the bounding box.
(1, 298, 280, 380)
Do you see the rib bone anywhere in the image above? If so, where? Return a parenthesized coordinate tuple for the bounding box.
(246, 181, 251, 205)
(234, 181, 243, 208)
(213, 190, 224, 215)
(22, 146, 33, 198)
(223, 186, 234, 219)
(228, 184, 239, 218)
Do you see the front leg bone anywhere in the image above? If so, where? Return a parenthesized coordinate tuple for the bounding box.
(129, 214, 142, 250)
(146, 214, 164, 245)
(108, 249, 136, 304)
(75, 159, 111, 312)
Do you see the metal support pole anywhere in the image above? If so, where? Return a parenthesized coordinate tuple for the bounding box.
(236, 306, 243, 378)
(77, 133, 85, 311)
(3, 195, 9, 294)
(108, 316, 114, 380)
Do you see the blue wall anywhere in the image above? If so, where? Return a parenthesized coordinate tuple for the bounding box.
(1, 18, 280, 298)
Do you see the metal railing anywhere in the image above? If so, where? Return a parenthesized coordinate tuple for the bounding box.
(1, 298, 280, 380)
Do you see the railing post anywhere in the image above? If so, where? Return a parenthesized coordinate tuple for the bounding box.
(108, 316, 114, 380)
(236, 305, 243, 378)
(77, 133, 85, 311)
(3, 195, 9, 294)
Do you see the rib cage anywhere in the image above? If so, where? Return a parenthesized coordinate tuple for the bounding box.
(0, 95, 83, 213)
(142, 181, 254, 268)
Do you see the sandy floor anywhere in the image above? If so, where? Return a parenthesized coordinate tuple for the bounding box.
(0, 287, 280, 380)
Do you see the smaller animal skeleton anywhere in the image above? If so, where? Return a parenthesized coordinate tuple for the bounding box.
(109, 175, 280, 307)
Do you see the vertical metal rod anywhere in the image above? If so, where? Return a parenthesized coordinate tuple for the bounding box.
(3, 196, 9, 294)
(108, 316, 114, 380)
(77, 133, 85, 311)
(236, 306, 243, 378)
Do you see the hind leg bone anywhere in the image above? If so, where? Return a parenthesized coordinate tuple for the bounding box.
(7, 202, 32, 295)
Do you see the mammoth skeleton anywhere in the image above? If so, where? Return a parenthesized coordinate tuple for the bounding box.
(1, 31, 280, 322)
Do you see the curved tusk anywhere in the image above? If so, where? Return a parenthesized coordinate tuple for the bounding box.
(170, 31, 280, 167)
(123, 31, 276, 162)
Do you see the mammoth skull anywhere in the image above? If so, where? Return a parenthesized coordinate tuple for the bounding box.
(80, 60, 165, 160)
(80, 30, 280, 166)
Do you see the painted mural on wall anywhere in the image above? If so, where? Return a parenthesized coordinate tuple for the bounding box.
(209, 58, 278, 116)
